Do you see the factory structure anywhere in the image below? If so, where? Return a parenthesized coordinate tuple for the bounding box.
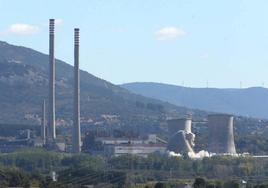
(0, 19, 244, 158)
(73, 28, 82, 153)
(48, 19, 56, 143)
(167, 118, 192, 136)
(207, 114, 236, 154)
(167, 118, 195, 155)
(98, 134, 167, 157)
(40, 19, 81, 153)
(33, 19, 239, 157)
(167, 114, 237, 158)
(83, 114, 237, 158)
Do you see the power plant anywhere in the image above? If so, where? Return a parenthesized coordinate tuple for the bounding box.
(73, 28, 81, 153)
(45, 19, 82, 152)
(207, 114, 236, 154)
(167, 114, 237, 158)
(48, 19, 56, 142)
(37, 19, 238, 157)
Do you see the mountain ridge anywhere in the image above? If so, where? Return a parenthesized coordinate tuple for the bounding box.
(121, 82, 268, 119)
(0, 41, 208, 127)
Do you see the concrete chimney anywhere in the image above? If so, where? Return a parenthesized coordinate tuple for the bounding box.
(73, 28, 81, 153)
(48, 19, 56, 141)
(41, 100, 46, 145)
(207, 114, 236, 154)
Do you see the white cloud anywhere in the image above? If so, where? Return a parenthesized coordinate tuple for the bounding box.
(55, 19, 63, 26)
(155, 27, 186, 41)
(7, 24, 40, 35)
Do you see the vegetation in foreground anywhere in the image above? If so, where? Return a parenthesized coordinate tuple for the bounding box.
(0, 149, 267, 187)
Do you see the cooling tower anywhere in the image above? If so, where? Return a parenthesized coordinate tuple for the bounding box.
(207, 114, 236, 154)
(48, 19, 56, 141)
(73, 28, 81, 153)
(41, 100, 46, 145)
(167, 118, 195, 154)
(167, 118, 192, 135)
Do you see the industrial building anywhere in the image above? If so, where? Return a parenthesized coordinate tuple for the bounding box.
(96, 134, 158, 145)
(167, 118, 195, 155)
(41, 19, 82, 153)
(167, 118, 192, 136)
(111, 144, 166, 157)
(167, 115, 237, 158)
(0, 130, 32, 153)
(207, 114, 236, 154)
(95, 134, 167, 157)
(35, 19, 238, 158)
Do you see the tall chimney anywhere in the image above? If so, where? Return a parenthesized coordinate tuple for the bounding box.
(73, 28, 81, 153)
(48, 19, 56, 141)
(41, 100, 46, 145)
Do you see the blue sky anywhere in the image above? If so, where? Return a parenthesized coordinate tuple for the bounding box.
(0, 0, 268, 88)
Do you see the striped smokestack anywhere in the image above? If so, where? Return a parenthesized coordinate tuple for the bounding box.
(48, 19, 56, 141)
(73, 28, 81, 153)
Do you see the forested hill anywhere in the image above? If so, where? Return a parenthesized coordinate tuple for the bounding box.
(122, 82, 268, 119)
(0, 41, 207, 126)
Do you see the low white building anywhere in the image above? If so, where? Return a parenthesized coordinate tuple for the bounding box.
(95, 134, 167, 157)
(96, 134, 158, 145)
(113, 144, 166, 157)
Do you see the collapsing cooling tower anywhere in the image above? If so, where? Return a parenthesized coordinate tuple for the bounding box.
(207, 114, 236, 154)
(167, 118, 195, 154)
(167, 118, 192, 136)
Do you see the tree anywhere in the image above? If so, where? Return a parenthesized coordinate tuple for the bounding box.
(193, 178, 206, 188)
(223, 180, 240, 188)
(5, 169, 30, 188)
(155, 182, 165, 188)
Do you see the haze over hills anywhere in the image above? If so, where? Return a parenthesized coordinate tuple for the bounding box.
(0, 41, 208, 127)
(122, 82, 268, 119)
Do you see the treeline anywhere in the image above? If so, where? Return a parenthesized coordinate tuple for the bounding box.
(0, 149, 126, 187)
(3, 149, 268, 181)
(0, 167, 74, 188)
(0, 148, 104, 173)
(108, 155, 268, 180)
(2, 150, 268, 187)
(190, 177, 268, 188)
(236, 134, 268, 154)
(149, 178, 268, 188)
